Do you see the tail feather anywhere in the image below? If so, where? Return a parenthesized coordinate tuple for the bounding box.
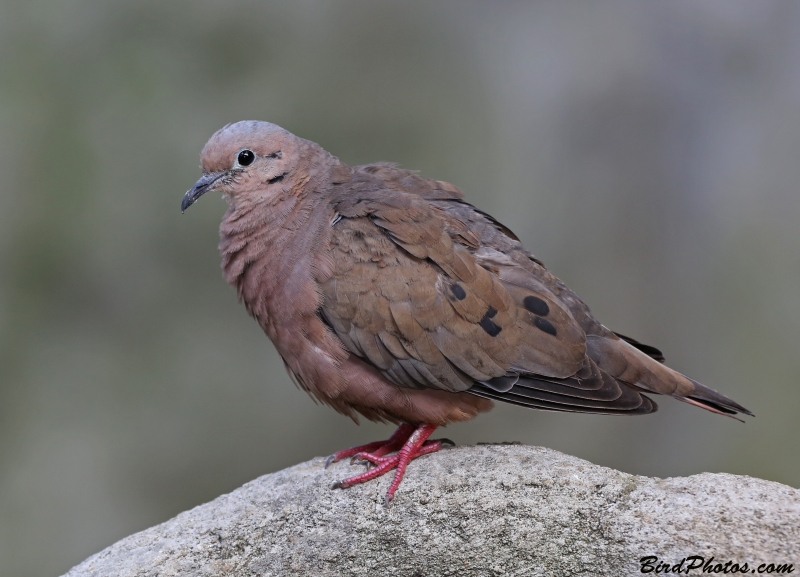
(589, 334, 752, 420)
(680, 377, 754, 418)
(674, 396, 743, 422)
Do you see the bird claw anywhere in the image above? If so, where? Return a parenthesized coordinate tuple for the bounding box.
(328, 424, 442, 504)
(351, 451, 386, 467)
(325, 424, 447, 503)
(354, 459, 374, 471)
(348, 456, 372, 470)
(438, 438, 456, 447)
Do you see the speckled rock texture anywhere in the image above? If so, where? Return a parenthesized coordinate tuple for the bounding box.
(64, 445, 799, 577)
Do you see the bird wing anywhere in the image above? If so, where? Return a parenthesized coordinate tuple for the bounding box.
(319, 165, 752, 418)
(319, 170, 657, 414)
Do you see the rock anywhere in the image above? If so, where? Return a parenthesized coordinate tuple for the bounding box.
(64, 445, 799, 577)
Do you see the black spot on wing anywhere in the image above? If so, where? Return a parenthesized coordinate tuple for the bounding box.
(450, 283, 466, 300)
(479, 309, 502, 337)
(534, 316, 557, 336)
(523, 295, 550, 316)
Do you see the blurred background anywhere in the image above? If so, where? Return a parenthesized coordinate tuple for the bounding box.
(1, 1, 799, 575)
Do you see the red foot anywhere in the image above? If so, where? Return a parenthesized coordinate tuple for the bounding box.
(327, 424, 451, 505)
(325, 424, 415, 467)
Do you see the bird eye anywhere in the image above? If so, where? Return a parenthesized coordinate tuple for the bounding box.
(236, 149, 255, 167)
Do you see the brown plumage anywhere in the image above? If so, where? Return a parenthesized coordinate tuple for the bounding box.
(182, 120, 752, 503)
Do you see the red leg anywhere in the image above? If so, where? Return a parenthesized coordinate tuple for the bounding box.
(324, 424, 415, 468)
(331, 424, 447, 505)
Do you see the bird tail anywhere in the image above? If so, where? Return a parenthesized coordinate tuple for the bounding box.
(587, 334, 753, 421)
(671, 376, 753, 420)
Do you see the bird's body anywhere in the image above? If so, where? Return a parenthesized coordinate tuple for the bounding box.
(183, 120, 751, 502)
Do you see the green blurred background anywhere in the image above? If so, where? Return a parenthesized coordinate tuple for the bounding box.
(1, 1, 799, 575)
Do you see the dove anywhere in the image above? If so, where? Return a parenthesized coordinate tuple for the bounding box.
(181, 120, 752, 504)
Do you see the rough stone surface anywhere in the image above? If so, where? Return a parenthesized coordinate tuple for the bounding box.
(64, 445, 799, 577)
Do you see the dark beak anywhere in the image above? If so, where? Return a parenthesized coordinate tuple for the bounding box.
(181, 171, 225, 213)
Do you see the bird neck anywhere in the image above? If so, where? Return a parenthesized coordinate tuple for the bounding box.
(217, 158, 337, 337)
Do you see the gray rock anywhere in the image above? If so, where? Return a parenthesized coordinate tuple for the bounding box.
(64, 445, 799, 577)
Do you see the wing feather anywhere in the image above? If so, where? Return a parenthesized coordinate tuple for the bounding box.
(317, 167, 751, 419)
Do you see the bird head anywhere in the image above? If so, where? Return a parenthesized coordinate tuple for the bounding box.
(181, 120, 303, 213)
